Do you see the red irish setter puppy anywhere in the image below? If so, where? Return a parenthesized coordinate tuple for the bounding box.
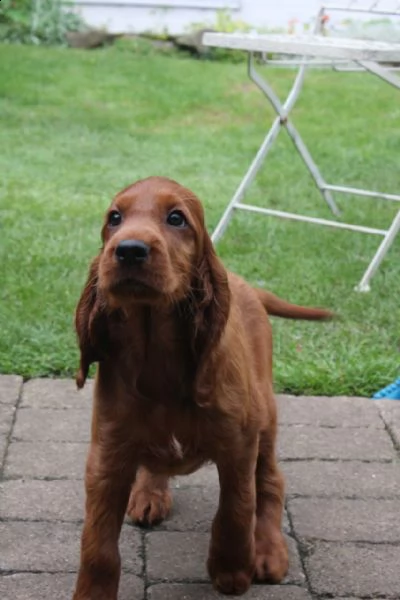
(73, 176, 331, 599)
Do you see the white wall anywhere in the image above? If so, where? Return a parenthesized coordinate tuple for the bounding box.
(71, 0, 322, 35)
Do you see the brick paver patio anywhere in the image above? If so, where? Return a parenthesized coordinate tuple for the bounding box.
(1, 374, 399, 599)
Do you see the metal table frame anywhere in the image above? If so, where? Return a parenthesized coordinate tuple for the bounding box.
(203, 2, 400, 291)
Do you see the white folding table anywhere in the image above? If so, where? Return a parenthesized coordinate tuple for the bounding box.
(203, 17, 400, 291)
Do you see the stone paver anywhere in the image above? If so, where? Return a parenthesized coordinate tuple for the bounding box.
(282, 459, 400, 498)
(277, 394, 384, 428)
(377, 398, 400, 449)
(5, 441, 88, 479)
(13, 408, 91, 442)
(0, 521, 84, 572)
(173, 463, 219, 488)
(0, 407, 15, 473)
(146, 531, 209, 581)
(21, 378, 93, 409)
(278, 425, 395, 461)
(289, 498, 400, 542)
(0, 479, 85, 522)
(0, 375, 22, 405)
(0, 521, 141, 573)
(0, 435, 8, 471)
(148, 584, 312, 599)
(0, 404, 16, 436)
(160, 485, 219, 532)
(1, 376, 399, 600)
(0, 574, 78, 600)
(305, 542, 400, 597)
(0, 376, 19, 472)
(0, 573, 144, 600)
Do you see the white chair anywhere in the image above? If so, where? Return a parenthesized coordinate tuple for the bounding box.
(203, 2, 400, 291)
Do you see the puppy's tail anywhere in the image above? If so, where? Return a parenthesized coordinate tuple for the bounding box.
(255, 288, 333, 321)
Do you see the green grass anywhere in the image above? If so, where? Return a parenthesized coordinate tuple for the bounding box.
(1, 43, 399, 395)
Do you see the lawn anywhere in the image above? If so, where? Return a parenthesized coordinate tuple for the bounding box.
(0, 43, 399, 395)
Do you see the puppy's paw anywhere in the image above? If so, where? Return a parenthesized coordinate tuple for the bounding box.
(127, 487, 172, 527)
(211, 569, 253, 596)
(255, 534, 288, 583)
(208, 547, 255, 596)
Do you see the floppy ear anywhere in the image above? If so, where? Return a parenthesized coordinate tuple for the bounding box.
(75, 256, 109, 389)
(189, 232, 231, 407)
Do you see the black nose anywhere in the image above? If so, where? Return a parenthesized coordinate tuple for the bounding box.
(115, 240, 150, 265)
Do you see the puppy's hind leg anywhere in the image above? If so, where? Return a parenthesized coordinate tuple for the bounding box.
(127, 466, 172, 527)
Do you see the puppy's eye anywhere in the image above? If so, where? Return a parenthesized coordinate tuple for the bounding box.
(108, 210, 122, 227)
(167, 210, 187, 228)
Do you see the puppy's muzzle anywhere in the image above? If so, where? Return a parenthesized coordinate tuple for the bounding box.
(115, 239, 150, 266)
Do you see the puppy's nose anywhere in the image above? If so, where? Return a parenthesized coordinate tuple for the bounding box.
(115, 240, 150, 265)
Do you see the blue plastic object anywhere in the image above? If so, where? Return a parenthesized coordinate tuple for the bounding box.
(372, 377, 400, 400)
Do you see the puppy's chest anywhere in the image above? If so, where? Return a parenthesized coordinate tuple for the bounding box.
(135, 402, 207, 473)
(133, 331, 194, 403)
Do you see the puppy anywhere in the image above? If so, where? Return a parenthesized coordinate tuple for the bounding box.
(73, 176, 332, 599)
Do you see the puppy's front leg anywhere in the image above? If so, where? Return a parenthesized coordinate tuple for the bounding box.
(73, 443, 134, 600)
(208, 436, 258, 595)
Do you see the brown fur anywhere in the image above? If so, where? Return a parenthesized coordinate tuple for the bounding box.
(73, 176, 332, 599)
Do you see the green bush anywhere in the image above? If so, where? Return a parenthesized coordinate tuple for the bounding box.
(189, 9, 285, 63)
(0, 0, 85, 45)
(187, 10, 250, 62)
(114, 35, 180, 59)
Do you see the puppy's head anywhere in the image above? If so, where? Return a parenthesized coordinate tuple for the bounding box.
(97, 176, 206, 307)
(75, 177, 230, 396)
